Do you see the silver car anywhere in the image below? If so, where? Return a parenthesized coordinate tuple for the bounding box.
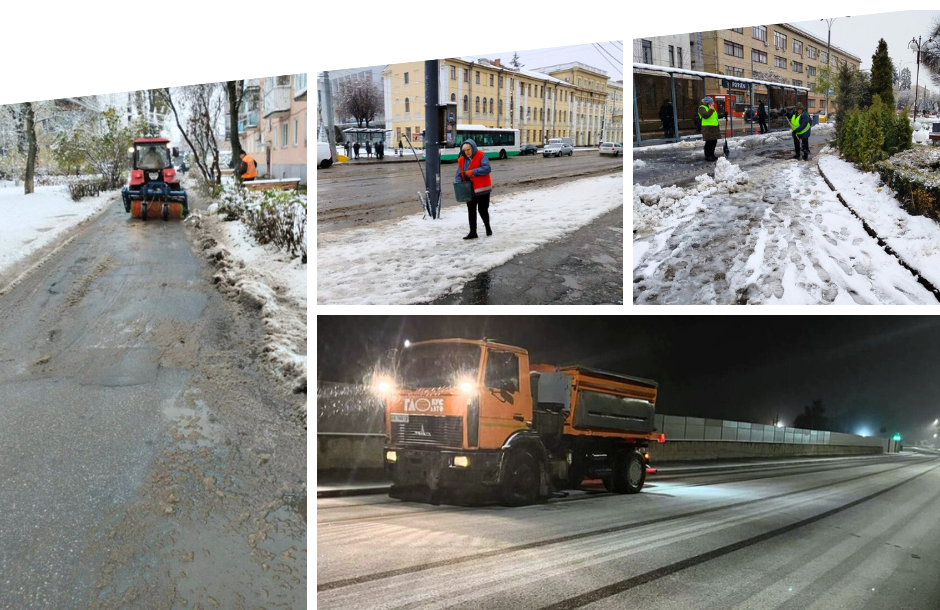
(542, 140, 574, 157)
(598, 142, 623, 157)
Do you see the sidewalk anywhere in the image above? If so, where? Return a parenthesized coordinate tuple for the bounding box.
(429, 205, 623, 304)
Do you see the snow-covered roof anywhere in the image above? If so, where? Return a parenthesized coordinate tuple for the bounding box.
(633, 63, 810, 91)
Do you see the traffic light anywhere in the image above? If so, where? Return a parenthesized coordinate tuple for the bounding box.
(892, 433, 902, 441)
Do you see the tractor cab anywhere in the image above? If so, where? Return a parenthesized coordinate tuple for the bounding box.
(121, 137, 189, 221)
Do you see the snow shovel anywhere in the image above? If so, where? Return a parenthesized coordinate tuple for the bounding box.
(723, 121, 730, 158)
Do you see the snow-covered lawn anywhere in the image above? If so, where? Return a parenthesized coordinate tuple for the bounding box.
(0, 183, 113, 280)
(818, 155, 940, 289)
(318, 173, 623, 304)
(633, 154, 936, 305)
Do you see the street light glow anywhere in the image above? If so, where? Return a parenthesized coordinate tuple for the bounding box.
(404, 339, 411, 348)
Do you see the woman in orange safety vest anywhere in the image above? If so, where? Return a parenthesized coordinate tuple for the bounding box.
(454, 139, 493, 239)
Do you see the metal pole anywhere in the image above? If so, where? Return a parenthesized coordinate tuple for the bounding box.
(633, 73, 642, 146)
(323, 71, 338, 162)
(425, 60, 441, 219)
(728, 82, 733, 138)
(669, 74, 678, 143)
(825, 26, 831, 115)
(914, 40, 921, 121)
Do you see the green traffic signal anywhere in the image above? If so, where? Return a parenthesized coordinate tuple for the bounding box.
(892, 433, 902, 441)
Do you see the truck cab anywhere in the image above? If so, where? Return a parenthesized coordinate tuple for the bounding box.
(377, 339, 661, 506)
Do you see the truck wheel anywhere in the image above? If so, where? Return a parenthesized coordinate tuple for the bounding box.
(611, 452, 645, 494)
(501, 451, 539, 506)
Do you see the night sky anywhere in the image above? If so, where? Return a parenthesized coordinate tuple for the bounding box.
(317, 316, 940, 442)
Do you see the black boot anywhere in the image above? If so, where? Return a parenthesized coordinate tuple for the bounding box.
(485, 226, 492, 236)
(463, 233, 478, 240)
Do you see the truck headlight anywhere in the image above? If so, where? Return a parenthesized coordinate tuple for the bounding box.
(386, 450, 397, 463)
(453, 455, 470, 468)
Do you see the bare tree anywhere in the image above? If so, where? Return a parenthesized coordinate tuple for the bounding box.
(23, 102, 37, 194)
(334, 78, 382, 128)
(159, 84, 225, 185)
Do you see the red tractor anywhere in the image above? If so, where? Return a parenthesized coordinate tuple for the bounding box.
(121, 138, 189, 221)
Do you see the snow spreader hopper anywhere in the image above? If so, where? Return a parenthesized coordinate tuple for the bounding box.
(121, 138, 188, 221)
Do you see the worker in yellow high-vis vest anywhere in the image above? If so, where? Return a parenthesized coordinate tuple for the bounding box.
(786, 102, 812, 161)
(698, 96, 721, 162)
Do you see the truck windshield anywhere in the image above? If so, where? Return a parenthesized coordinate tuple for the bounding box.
(398, 343, 481, 389)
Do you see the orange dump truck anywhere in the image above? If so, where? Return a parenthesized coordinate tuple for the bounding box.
(375, 339, 662, 505)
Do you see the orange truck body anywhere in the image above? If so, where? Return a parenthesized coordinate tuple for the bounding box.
(380, 339, 661, 504)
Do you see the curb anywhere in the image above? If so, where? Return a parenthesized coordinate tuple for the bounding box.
(815, 158, 940, 301)
(317, 485, 391, 498)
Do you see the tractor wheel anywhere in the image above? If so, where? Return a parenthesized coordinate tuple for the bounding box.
(141, 203, 148, 221)
(130, 201, 142, 218)
(500, 451, 540, 507)
(162, 204, 169, 222)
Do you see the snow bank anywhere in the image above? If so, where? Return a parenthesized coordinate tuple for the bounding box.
(633, 159, 647, 169)
(318, 173, 623, 304)
(186, 212, 308, 406)
(818, 155, 940, 289)
(632, 160, 749, 233)
(0, 184, 113, 280)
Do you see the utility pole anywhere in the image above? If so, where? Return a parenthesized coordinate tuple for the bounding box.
(820, 16, 849, 116)
(322, 71, 337, 163)
(424, 59, 441, 219)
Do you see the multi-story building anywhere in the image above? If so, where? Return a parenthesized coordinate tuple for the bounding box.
(633, 35, 692, 70)
(700, 24, 860, 114)
(603, 80, 624, 143)
(383, 58, 610, 147)
(239, 74, 307, 185)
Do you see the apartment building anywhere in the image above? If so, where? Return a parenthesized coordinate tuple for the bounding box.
(238, 74, 307, 184)
(701, 24, 860, 113)
(634, 35, 691, 70)
(383, 58, 611, 147)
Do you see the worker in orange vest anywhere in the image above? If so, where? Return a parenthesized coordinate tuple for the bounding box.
(454, 139, 493, 239)
(238, 150, 258, 182)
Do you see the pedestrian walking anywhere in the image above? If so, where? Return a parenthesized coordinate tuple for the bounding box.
(398, 139, 403, 156)
(786, 102, 812, 161)
(353, 142, 360, 159)
(757, 101, 769, 134)
(376, 140, 384, 160)
(344, 141, 351, 159)
(698, 96, 720, 162)
(366, 141, 372, 159)
(659, 100, 675, 139)
(454, 139, 492, 240)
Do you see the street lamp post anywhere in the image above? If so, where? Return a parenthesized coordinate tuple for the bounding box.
(909, 35, 939, 121)
(820, 17, 850, 116)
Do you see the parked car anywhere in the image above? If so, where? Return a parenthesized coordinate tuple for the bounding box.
(598, 142, 623, 156)
(519, 144, 539, 155)
(542, 138, 574, 157)
(317, 141, 333, 169)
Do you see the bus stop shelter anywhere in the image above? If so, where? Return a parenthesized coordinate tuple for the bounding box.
(633, 63, 810, 147)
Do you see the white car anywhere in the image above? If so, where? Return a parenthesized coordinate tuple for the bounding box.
(598, 142, 623, 156)
(317, 141, 333, 169)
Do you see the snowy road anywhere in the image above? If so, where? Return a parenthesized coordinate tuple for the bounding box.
(633, 150, 938, 305)
(317, 453, 940, 610)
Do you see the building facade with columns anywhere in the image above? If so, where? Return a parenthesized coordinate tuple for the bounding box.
(603, 80, 624, 143)
(383, 58, 611, 147)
